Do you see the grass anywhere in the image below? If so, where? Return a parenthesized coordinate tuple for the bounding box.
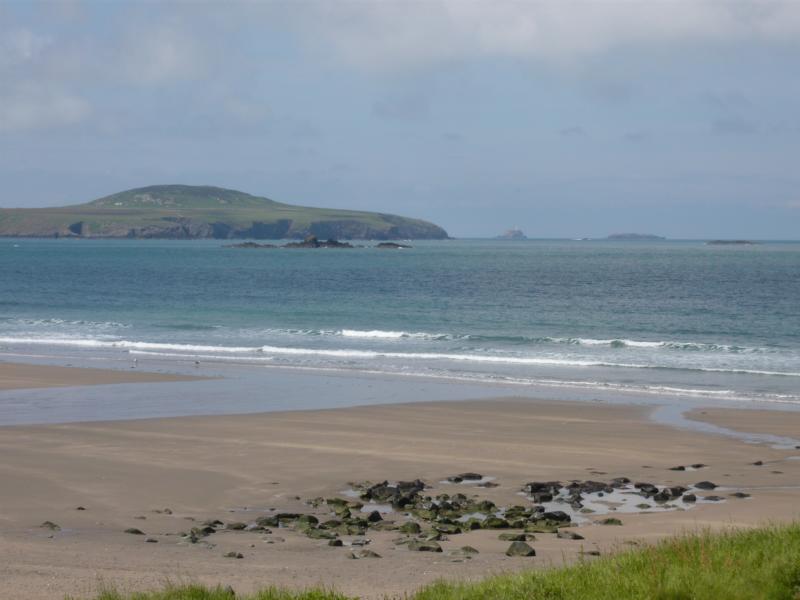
(76, 523, 800, 600)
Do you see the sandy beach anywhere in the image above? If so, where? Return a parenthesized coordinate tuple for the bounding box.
(0, 364, 798, 599)
(0, 362, 201, 390)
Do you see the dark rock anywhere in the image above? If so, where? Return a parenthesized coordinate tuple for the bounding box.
(124, 528, 145, 535)
(669, 466, 686, 471)
(144, 537, 158, 543)
(350, 549, 381, 559)
(730, 492, 751, 499)
(505, 541, 536, 557)
(694, 481, 718, 490)
(363, 480, 425, 508)
(634, 482, 659, 496)
(376, 242, 412, 249)
(498, 533, 527, 541)
(75, 507, 86, 511)
(457, 472, 483, 481)
(407, 540, 442, 552)
(365, 510, 383, 523)
(556, 530, 585, 540)
(704, 495, 724, 502)
(283, 235, 355, 249)
(225, 522, 247, 530)
(596, 518, 622, 526)
(653, 491, 671, 503)
(541, 511, 571, 523)
(483, 517, 510, 529)
(224, 551, 244, 559)
(224, 242, 277, 249)
(691, 464, 707, 469)
(328, 539, 344, 547)
(40, 521, 61, 531)
(752, 461, 764, 466)
(682, 494, 697, 503)
(668, 486, 688, 498)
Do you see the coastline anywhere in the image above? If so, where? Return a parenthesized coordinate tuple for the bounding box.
(1, 373, 798, 599)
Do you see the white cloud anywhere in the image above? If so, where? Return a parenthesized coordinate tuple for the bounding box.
(0, 28, 52, 68)
(117, 22, 207, 84)
(284, 0, 800, 69)
(0, 83, 90, 132)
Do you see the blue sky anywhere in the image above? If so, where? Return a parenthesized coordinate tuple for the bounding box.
(1, 1, 799, 238)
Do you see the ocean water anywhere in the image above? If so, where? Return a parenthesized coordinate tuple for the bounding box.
(1, 238, 799, 406)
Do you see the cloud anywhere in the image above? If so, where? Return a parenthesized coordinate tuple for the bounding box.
(284, 0, 800, 70)
(116, 21, 207, 85)
(0, 83, 90, 132)
(0, 28, 52, 68)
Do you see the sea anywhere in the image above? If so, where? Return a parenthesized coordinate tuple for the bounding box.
(1, 238, 799, 427)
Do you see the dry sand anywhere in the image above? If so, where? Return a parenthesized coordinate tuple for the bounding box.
(0, 362, 199, 390)
(0, 365, 799, 599)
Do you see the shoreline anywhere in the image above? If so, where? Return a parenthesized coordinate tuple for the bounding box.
(0, 389, 798, 599)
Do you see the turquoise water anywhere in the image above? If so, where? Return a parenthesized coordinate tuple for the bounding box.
(1, 238, 798, 405)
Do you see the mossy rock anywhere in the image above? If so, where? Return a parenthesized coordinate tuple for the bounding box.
(556, 530, 585, 540)
(484, 517, 510, 529)
(399, 521, 422, 535)
(256, 516, 279, 528)
(434, 523, 462, 535)
(597, 517, 623, 526)
(505, 541, 536, 557)
(305, 528, 337, 540)
(462, 518, 483, 531)
(408, 540, 443, 552)
(498, 532, 527, 541)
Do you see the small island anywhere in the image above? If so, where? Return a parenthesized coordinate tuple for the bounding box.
(496, 228, 527, 240)
(225, 235, 355, 249)
(606, 233, 666, 241)
(706, 240, 757, 245)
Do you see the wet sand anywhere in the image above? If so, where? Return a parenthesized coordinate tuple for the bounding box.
(1, 386, 798, 599)
(0, 362, 200, 390)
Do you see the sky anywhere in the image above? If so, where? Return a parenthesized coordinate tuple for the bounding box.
(1, 0, 799, 239)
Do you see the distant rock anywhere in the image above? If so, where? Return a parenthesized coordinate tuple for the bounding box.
(283, 235, 354, 249)
(606, 233, 666, 241)
(496, 228, 527, 240)
(706, 240, 757, 245)
(375, 242, 412, 249)
(224, 242, 277, 249)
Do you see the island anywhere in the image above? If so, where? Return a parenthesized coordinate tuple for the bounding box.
(496, 228, 527, 240)
(606, 233, 666, 241)
(0, 184, 449, 240)
(706, 240, 757, 245)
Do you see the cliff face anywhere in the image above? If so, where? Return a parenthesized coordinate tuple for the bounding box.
(0, 185, 449, 240)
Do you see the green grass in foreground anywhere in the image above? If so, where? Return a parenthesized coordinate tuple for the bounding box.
(81, 523, 800, 600)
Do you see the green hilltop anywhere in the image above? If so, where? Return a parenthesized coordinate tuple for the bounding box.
(0, 185, 449, 240)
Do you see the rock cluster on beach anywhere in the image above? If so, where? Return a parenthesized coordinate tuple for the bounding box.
(34, 465, 755, 565)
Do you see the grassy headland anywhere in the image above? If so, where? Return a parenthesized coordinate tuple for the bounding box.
(80, 523, 800, 600)
(0, 185, 448, 240)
